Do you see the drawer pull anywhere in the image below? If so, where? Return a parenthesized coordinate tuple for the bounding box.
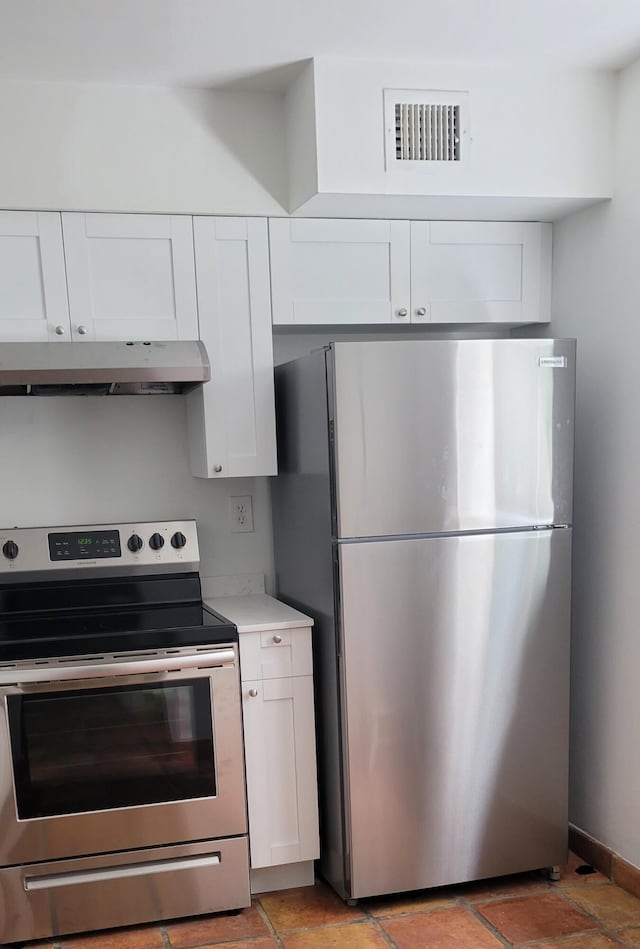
(273, 635, 283, 644)
(24, 854, 220, 891)
(248, 688, 258, 697)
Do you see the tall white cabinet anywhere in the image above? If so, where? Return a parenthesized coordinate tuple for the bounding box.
(207, 595, 319, 894)
(186, 217, 277, 479)
(0, 211, 69, 341)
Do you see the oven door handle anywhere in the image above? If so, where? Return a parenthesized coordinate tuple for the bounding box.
(0, 648, 237, 686)
(24, 852, 221, 891)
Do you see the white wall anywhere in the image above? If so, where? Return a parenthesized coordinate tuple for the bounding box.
(0, 397, 274, 589)
(0, 78, 285, 596)
(0, 80, 287, 214)
(285, 61, 318, 212)
(551, 58, 640, 867)
(314, 59, 615, 198)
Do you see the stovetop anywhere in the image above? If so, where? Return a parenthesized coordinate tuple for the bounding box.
(0, 601, 236, 663)
(0, 520, 236, 662)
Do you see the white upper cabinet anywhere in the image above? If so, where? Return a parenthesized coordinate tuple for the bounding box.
(270, 218, 551, 326)
(62, 213, 199, 341)
(270, 218, 411, 325)
(0, 211, 70, 341)
(187, 217, 277, 479)
(410, 221, 551, 324)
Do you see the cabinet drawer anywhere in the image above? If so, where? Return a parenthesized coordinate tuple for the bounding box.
(239, 627, 312, 681)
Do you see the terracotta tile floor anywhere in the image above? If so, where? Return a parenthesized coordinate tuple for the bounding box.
(31, 853, 640, 949)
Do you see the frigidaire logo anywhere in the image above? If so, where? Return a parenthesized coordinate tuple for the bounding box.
(539, 356, 568, 368)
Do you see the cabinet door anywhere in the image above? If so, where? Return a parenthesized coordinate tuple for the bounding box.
(270, 218, 410, 325)
(187, 217, 277, 479)
(410, 221, 551, 324)
(0, 211, 70, 341)
(62, 213, 198, 341)
(242, 676, 319, 870)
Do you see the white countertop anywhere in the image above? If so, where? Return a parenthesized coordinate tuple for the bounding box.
(205, 593, 313, 633)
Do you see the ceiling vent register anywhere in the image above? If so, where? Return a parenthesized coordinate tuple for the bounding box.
(395, 103, 460, 161)
(384, 89, 469, 170)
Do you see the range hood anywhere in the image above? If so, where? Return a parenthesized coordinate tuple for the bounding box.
(0, 341, 210, 396)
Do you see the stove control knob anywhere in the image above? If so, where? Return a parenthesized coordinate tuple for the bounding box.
(149, 532, 165, 551)
(127, 534, 144, 552)
(2, 540, 18, 560)
(171, 531, 187, 549)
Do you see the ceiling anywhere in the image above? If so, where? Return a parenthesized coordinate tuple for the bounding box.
(1, 0, 639, 88)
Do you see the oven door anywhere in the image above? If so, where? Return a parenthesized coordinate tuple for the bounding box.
(0, 645, 247, 865)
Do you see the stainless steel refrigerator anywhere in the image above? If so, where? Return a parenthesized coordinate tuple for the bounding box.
(271, 339, 575, 901)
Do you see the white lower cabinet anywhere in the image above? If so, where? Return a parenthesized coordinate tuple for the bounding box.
(242, 674, 318, 869)
(240, 621, 319, 877)
(207, 596, 319, 893)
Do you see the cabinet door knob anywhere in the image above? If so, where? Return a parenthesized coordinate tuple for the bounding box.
(416, 307, 427, 317)
(396, 308, 408, 318)
(248, 688, 258, 698)
(77, 325, 87, 335)
(273, 634, 283, 644)
(55, 325, 65, 336)
(213, 464, 223, 473)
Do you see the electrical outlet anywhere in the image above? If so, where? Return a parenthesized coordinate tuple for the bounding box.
(229, 495, 254, 533)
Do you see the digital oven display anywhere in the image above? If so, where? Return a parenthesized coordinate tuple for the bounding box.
(48, 530, 121, 562)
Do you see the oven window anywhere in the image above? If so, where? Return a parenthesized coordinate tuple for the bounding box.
(8, 679, 216, 818)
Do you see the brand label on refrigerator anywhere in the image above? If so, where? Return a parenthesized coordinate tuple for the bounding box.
(539, 356, 567, 368)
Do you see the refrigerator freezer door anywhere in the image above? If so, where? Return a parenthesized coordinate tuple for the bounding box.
(338, 528, 570, 899)
(331, 339, 575, 538)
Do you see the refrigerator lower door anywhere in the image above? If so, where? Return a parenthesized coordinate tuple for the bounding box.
(338, 528, 571, 899)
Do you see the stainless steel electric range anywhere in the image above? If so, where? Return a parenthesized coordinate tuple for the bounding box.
(0, 520, 249, 944)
